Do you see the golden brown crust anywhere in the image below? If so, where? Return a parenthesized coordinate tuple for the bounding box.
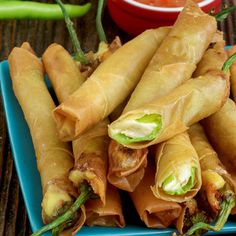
(107, 140, 148, 192)
(8, 45, 76, 223)
(42, 43, 85, 103)
(70, 120, 109, 204)
(85, 184, 125, 227)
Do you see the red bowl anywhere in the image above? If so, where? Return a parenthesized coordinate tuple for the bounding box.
(107, 0, 222, 36)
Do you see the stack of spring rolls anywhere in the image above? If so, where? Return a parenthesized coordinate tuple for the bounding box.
(7, 0, 236, 235)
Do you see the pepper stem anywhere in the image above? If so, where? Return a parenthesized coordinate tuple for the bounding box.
(55, 0, 88, 64)
(214, 6, 236, 22)
(186, 191, 236, 236)
(96, 0, 107, 43)
(222, 52, 236, 74)
(31, 184, 93, 236)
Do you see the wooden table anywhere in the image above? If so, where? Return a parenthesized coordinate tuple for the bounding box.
(0, 0, 236, 235)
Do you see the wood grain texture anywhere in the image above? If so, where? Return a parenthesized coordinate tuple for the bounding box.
(0, 0, 235, 235)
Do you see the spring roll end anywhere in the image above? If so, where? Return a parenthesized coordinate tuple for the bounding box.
(108, 113, 162, 146)
(69, 169, 106, 204)
(41, 185, 73, 223)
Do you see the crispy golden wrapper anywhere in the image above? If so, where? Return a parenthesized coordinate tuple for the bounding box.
(42, 43, 85, 103)
(8, 44, 77, 224)
(193, 40, 227, 78)
(85, 184, 125, 227)
(108, 139, 148, 191)
(70, 120, 109, 204)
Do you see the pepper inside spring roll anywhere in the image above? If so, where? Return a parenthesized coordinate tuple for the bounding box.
(85, 183, 125, 227)
(129, 159, 182, 228)
(53, 27, 172, 141)
(108, 69, 229, 149)
(108, 0, 217, 192)
(151, 132, 201, 203)
(8, 45, 81, 224)
(181, 123, 236, 235)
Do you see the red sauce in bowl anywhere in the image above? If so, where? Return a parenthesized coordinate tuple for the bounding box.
(134, 0, 202, 7)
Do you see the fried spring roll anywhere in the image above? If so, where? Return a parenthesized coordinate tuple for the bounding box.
(227, 46, 236, 101)
(85, 184, 125, 227)
(151, 132, 201, 203)
(53, 27, 170, 141)
(42, 44, 108, 204)
(108, 0, 217, 192)
(129, 160, 182, 228)
(193, 40, 227, 77)
(108, 70, 229, 149)
(8, 45, 80, 224)
(108, 140, 148, 191)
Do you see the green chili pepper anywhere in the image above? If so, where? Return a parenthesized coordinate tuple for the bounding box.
(0, 1, 91, 20)
(96, 0, 107, 43)
(183, 191, 236, 236)
(31, 184, 93, 236)
(55, 0, 89, 64)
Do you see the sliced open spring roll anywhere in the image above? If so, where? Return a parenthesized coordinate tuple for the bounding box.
(8, 45, 83, 225)
(108, 0, 217, 192)
(53, 27, 172, 141)
(85, 183, 125, 227)
(129, 159, 182, 228)
(151, 132, 201, 203)
(108, 69, 229, 149)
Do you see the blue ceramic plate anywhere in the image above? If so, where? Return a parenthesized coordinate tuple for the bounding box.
(1, 60, 236, 235)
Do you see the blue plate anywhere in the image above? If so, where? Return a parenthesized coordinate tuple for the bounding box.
(1, 60, 236, 235)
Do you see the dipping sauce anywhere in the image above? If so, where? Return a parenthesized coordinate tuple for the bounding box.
(134, 0, 202, 7)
